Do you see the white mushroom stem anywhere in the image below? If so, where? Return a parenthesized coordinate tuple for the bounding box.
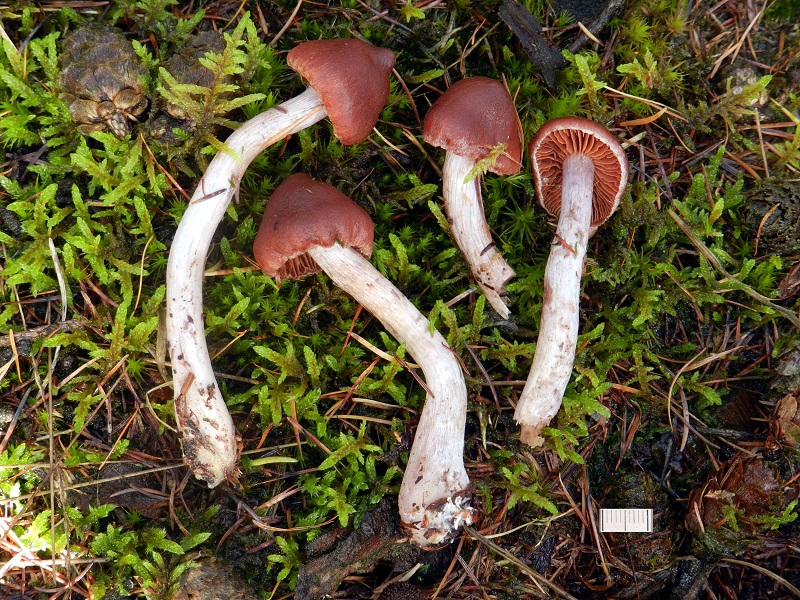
(442, 152, 516, 319)
(514, 154, 595, 446)
(307, 243, 473, 547)
(166, 88, 327, 487)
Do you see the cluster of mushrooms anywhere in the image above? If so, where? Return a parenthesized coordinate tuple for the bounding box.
(165, 38, 629, 548)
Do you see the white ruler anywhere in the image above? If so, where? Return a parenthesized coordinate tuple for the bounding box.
(600, 508, 653, 533)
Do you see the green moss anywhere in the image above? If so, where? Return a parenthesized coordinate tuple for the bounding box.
(2, 1, 799, 597)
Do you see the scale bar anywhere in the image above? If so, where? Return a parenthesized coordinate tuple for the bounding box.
(600, 508, 653, 533)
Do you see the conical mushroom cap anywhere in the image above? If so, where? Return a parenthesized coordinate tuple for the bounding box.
(529, 116, 629, 227)
(423, 77, 523, 175)
(287, 39, 395, 146)
(253, 174, 374, 281)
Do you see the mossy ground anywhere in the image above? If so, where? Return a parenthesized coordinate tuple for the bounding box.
(1, 0, 799, 598)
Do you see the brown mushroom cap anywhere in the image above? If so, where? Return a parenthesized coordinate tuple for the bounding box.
(422, 77, 523, 176)
(528, 116, 629, 227)
(287, 39, 395, 146)
(253, 173, 374, 281)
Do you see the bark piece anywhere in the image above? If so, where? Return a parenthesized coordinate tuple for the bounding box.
(295, 499, 417, 600)
(499, 0, 567, 89)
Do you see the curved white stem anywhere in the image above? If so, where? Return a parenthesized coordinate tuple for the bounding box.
(515, 154, 595, 446)
(307, 243, 473, 547)
(166, 88, 327, 487)
(442, 152, 516, 319)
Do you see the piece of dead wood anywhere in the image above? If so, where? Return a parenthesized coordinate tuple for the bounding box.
(498, 0, 567, 89)
(499, 0, 629, 89)
(294, 499, 421, 600)
(0, 320, 83, 355)
(566, 0, 628, 54)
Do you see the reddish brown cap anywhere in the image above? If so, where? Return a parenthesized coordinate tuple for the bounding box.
(423, 77, 523, 175)
(529, 116, 629, 227)
(254, 174, 374, 281)
(287, 39, 395, 146)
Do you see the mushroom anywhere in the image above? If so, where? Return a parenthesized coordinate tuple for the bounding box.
(423, 76, 523, 319)
(166, 39, 395, 488)
(515, 116, 629, 446)
(253, 174, 474, 547)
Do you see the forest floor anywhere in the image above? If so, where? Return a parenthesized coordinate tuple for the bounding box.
(1, 0, 799, 599)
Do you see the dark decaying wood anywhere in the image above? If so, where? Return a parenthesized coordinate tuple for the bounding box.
(498, 0, 567, 89)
